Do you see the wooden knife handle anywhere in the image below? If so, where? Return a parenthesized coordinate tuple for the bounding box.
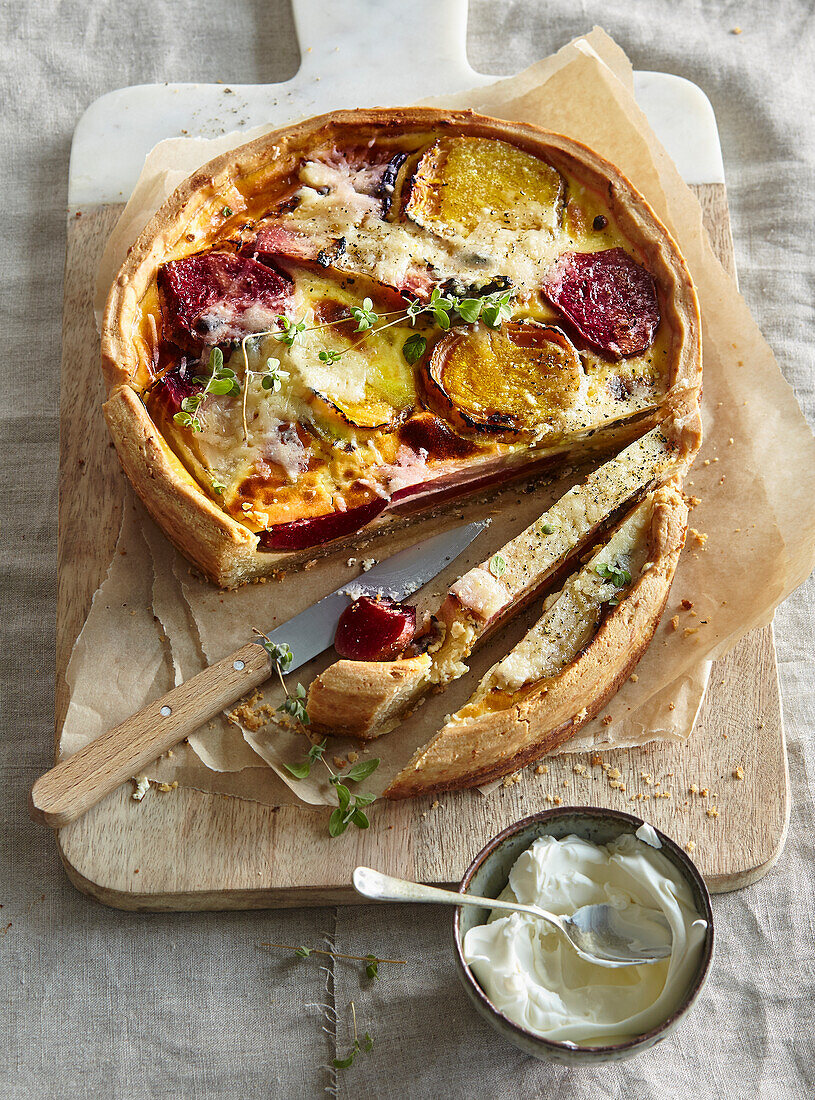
(30, 641, 271, 828)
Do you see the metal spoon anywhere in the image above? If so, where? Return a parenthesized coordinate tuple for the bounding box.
(352, 866, 673, 968)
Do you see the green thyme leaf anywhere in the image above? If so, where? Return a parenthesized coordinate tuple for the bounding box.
(221, 206, 233, 217)
(489, 553, 507, 579)
(541, 522, 557, 535)
(209, 475, 227, 495)
(363, 1032, 374, 1051)
(595, 562, 632, 588)
(329, 807, 349, 837)
(295, 945, 311, 957)
(308, 738, 327, 763)
(282, 758, 311, 780)
(402, 333, 427, 365)
(351, 297, 378, 331)
(365, 956, 379, 980)
(318, 348, 343, 364)
(456, 298, 482, 324)
(333, 782, 352, 812)
(333, 1046, 358, 1070)
(344, 758, 380, 783)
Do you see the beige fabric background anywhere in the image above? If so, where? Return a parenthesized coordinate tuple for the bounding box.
(2, 1, 813, 1097)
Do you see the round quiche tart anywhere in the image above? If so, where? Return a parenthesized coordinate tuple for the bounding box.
(102, 108, 701, 587)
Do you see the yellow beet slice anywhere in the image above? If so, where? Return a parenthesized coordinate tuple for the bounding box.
(405, 137, 564, 238)
(424, 321, 583, 436)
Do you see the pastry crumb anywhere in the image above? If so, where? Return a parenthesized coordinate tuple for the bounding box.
(670, 615, 680, 631)
(629, 673, 638, 683)
(685, 840, 696, 852)
(706, 806, 719, 818)
(681, 599, 694, 610)
(733, 767, 744, 780)
(502, 773, 522, 788)
(601, 715, 612, 726)
(689, 528, 708, 548)
(333, 756, 347, 769)
(131, 775, 150, 801)
(535, 764, 549, 775)
(731, 25, 742, 34)
(347, 751, 359, 763)
(361, 558, 377, 572)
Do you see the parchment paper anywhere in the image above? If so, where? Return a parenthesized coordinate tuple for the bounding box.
(69, 27, 815, 808)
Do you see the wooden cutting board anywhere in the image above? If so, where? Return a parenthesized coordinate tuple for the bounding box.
(53, 184, 788, 908)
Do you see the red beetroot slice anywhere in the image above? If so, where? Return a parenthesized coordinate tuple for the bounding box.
(159, 252, 292, 349)
(258, 498, 387, 552)
(334, 596, 417, 661)
(541, 247, 660, 358)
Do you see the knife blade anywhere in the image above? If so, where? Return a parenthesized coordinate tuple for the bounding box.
(29, 518, 489, 828)
(258, 519, 490, 671)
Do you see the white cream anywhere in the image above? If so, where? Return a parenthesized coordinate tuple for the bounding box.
(463, 832, 707, 1046)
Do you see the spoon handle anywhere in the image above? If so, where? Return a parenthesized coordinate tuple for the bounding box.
(352, 867, 562, 931)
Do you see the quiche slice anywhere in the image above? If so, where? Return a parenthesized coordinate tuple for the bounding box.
(383, 483, 688, 799)
(306, 409, 698, 739)
(101, 108, 701, 587)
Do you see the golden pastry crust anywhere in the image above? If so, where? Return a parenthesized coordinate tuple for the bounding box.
(307, 654, 431, 740)
(383, 484, 688, 800)
(102, 108, 701, 588)
(306, 405, 699, 740)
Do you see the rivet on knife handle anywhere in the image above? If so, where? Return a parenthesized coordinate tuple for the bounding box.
(29, 641, 270, 829)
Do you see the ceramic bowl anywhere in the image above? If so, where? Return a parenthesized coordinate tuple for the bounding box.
(452, 806, 714, 1064)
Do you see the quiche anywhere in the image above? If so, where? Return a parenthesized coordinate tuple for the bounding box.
(101, 108, 701, 588)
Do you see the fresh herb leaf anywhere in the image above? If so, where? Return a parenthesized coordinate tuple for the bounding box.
(456, 297, 483, 324)
(318, 348, 343, 364)
(541, 522, 557, 535)
(329, 807, 348, 837)
(308, 739, 327, 763)
(351, 297, 378, 332)
(209, 474, 227, 495)
(489, 553, 507, 579)
(480, 291, 514, 329)
(260, 356, 289, 392)
(596, 562, 632, 588)
(273, 316, 306, 347)
(428, 287, 454, 330)
(221, 206, 233, 217)
(363, 1032, 374, 1051)
(283, 758, 312, 780)
(351, 809, 370, 829)
(365, 956, 379, 980)
(344, 758, 380, 783)
(332, 781, 352, 812)
(353, 791, 377, 808)
(295, 946, 311, 958)
(402, 333, 427, 364)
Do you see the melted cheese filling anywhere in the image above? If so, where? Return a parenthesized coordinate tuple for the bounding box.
(145, 134, 675, 533)
(471, 494, 654, 698)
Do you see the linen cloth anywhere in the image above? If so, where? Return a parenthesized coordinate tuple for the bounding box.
(2, 1, 813, 1096)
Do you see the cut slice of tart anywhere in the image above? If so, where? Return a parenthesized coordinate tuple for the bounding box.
(306, 410, 697, 739)
(383, 483, 688, 799)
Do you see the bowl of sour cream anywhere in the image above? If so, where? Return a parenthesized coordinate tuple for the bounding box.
(453, 807, 714, 1063)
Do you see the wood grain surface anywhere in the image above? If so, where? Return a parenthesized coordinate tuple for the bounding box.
(53, 186, 789, 907)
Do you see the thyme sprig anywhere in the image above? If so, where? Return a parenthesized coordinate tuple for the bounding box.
(333, 1002, 373, 1071)
(172, 347, 240, 432)
(254, 631, 380, 836)
(261, 942, 406, 979)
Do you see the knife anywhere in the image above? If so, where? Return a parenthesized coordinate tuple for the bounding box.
(30, 520, 488, 828)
